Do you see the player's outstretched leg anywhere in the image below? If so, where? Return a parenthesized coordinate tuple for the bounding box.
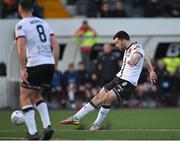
(20, 88, 40, 140)
(60, 88, 107, 125)
(32, 92, 54, 140)
(60, 101, 97, 125)
(90, 90, 118, 131)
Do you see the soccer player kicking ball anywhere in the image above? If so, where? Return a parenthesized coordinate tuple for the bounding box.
(16, 0, 59, 139)
(60, 31, 157, 130)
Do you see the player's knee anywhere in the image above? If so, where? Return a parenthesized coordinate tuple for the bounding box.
(31, 91, 42, 102)
(92, 95, 102, 106)
(102, 94, 108, 105)
(20, 93, 31, 106)
(20, 90, 30, 102)
(20, 94, 27, 102)
(102, 93, 112, 105)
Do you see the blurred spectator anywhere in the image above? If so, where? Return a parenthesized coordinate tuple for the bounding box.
(172, 67, 180, 96)
(163, 0, 180, 17)
(130, 0, 145, 17)
(75, 20, 99, 72)
(0, 1, 2, 18)
(163, 57, 180, 74)
(64, 63, 78, 108)
(111, 1, 128, 17)
(1, 0, 44, 19)
(89, 73, 100, 97)
(0, 62, 6, 76)
(32, 0, 44, 18)
(135, 69, 157, 107)
(2, 0, 18, 18)
(51, 70, 66, 108)
(77, 61, 91, 102)
(76, 0, 88, 15)
(145, 0, 162, 17)
(67, 0, 78, 5)
(155, 59, 175, 106)
(73, 0, 179, 18)
(100, 3, 112, 18)
(86, 0, 102, 17)
(94, 43, 119, 86)
(75, 20, 97, 38)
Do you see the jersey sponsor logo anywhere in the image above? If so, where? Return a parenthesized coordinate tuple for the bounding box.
(36, 45, 52, 56)
(117, 85, 124, 91)
(122, 82, 127, 86)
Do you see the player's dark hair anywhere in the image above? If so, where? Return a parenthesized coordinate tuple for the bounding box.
(19, 0, 33, 12)
(113, 30, 130, 41)
(78, 61, 84, 65)
(69, 63, 74, 68)
(82, 20, 88, 25)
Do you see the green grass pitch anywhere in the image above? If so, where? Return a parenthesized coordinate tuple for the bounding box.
(0, 108, 180, 140)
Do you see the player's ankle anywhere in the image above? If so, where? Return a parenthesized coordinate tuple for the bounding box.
(94, 122, 100, 127)
(72, 116, 79, 120)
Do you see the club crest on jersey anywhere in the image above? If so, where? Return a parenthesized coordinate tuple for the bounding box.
(128, 49, 132, 53)
(134, 45, 141, 50)
(17, 25, 22, 30)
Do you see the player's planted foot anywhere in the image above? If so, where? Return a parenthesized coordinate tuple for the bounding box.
(60, 116, 80, 125)
(90, 123, 100, 131)
(26, 132, 40, 140)
(42, 125, 54, 140)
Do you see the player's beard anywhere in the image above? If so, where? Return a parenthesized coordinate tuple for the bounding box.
(118, 45, 126, 51)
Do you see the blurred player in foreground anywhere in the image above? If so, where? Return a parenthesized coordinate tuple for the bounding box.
(15, 0, 59, 139)
(60, 30, 157, 130)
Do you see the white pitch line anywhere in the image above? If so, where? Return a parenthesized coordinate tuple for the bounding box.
(57, 129, 180, 132)
(0, 137, 25, 140)
(0, 139, 158, 141)
(1, 129, 180, 132)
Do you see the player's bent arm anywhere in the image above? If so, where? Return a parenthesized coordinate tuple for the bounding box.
(127, 52, 141, 67)
(144, 54, 157, 84)
(50, 35, 60, 67)
(144, 54, 153, 73)
(17, 37, 26, 71)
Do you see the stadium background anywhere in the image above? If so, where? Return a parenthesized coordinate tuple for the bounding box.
(0, 0, 180, 140)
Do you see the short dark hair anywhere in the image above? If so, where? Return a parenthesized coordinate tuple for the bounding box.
(69, 63, 74, 68)
(113, 30, 130, 41)
(19, 0, 33, 12)
(78, 61, 84, 65)
(82, 20, 88, 25)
